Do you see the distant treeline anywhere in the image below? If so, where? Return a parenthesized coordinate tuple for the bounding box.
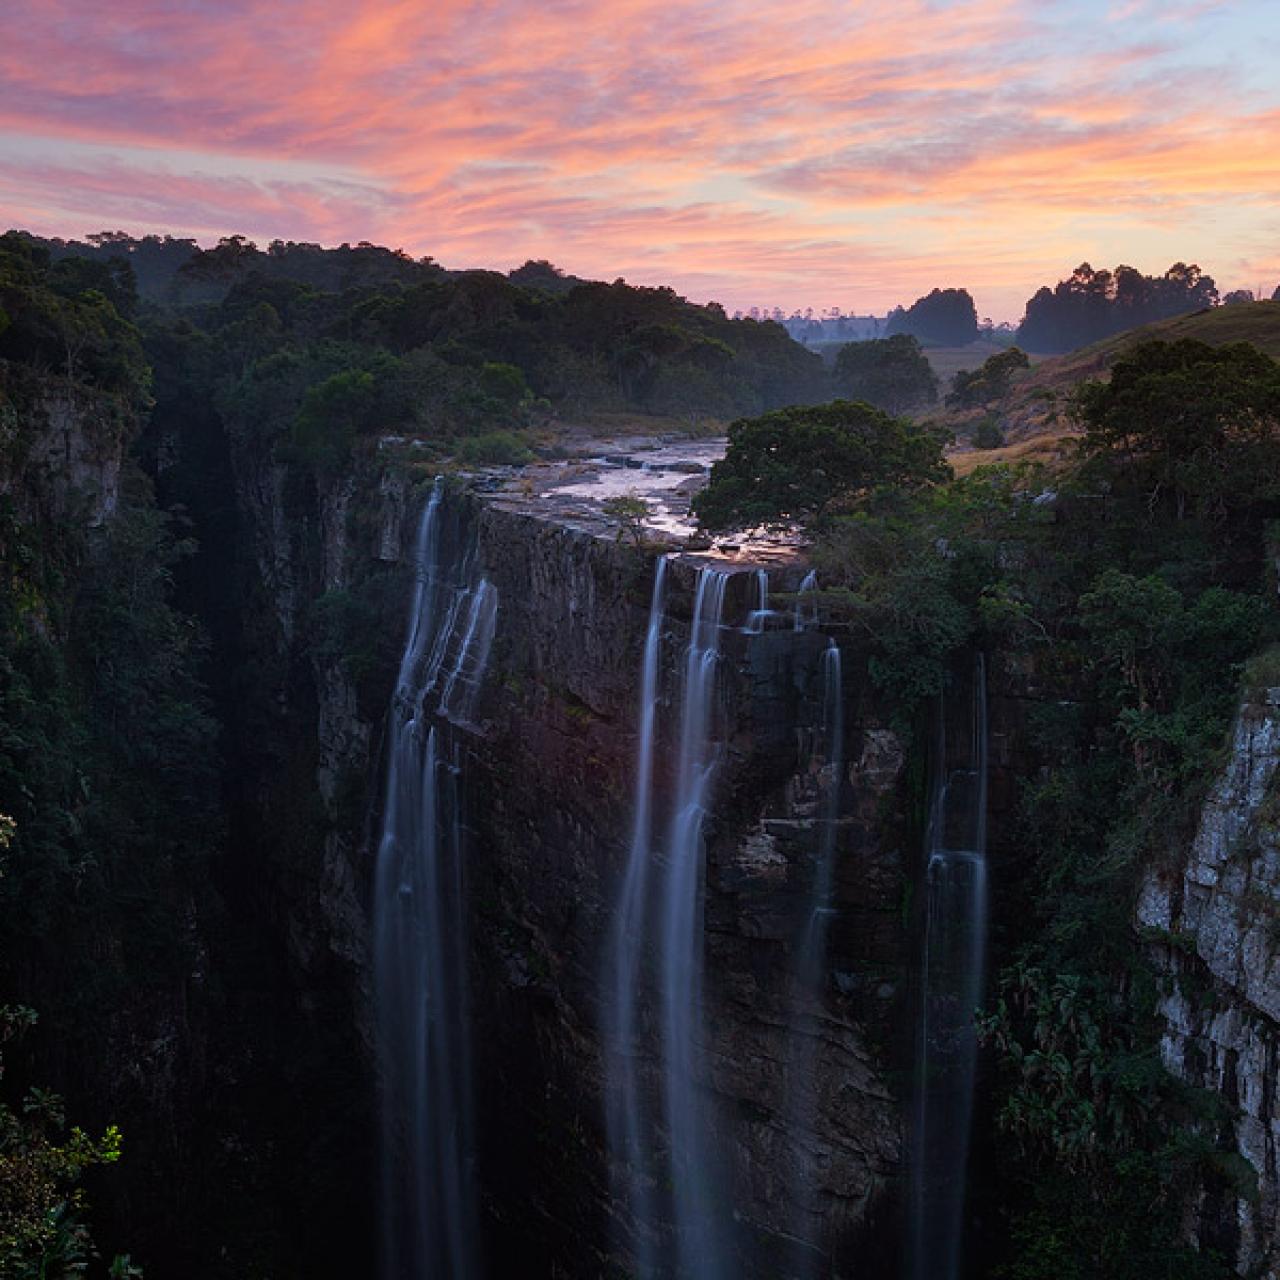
(1015, 262, 1221, 354)
(8, 231, 827, 435)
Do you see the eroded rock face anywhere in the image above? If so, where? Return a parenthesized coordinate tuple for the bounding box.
(443, 497, 910, 1277)
(1, 392, 123, 528)
(1138, 693, 1280, 1279)
(217, 461, 913, 1276)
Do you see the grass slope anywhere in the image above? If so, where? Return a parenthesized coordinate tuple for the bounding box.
(942, 301, 1280, 468)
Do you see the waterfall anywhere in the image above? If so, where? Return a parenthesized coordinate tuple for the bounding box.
(605, 554, 668, 1277)
(908, 654, 989, 1280)
(374, 481, 494, 1280)
(745, 567, 770, 634)
(786, 639, 844, 1272)
(659, 566, 732, 1280)
(794, 569, 819, 631)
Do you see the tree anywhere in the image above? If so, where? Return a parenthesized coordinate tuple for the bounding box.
(948, 347, 1031, 409)
(833, 334, 938, 413)
(1074, 338, 1280, 524)
(0, 1002, 139, 1278)
(601, 495, 650, 545)
(693, 399, 950, 529)
(886, 288, 978, 346)
(1017, 263, 1219, 354)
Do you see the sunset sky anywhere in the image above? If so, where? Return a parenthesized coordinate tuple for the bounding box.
(2, 0, 1278, 320)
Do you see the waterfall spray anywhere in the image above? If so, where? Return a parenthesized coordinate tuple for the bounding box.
(786, 639, 844, 1272)
(659, 566, 732, 1280)
(908, 654, 989, 1280)
(745, 567, 770, 634)
(794, 570, 819, 631)
(605, 554, 668, 1276)
(374, 481, 494, 1280)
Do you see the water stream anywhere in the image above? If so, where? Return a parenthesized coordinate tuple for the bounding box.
(374, 481, 495, 1280)
(786, 639, 844, 1273)
(908, 654, 989, 1280)
(604, 554, 668, 1277)
(659, 566, 733, 1280)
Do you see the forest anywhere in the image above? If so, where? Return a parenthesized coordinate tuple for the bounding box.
(3, 225, 1280, 1279)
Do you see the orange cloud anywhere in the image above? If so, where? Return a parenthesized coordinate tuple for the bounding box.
(1, 0, 1278, 317)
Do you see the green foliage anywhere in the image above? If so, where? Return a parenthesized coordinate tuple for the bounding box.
(949, 347, 1030, 410)
(453, 430, 534, 467)
(832, 334, 939, 414)
(1018, 262, 1219, 355)
(0, 1005, 138, 1279)
(0, 235, 148, 405)
(694, 400, 950, 530)
(886, 287, 978, 346)
(973, 416, 1005, 450)
(1075, 339, 1280, 529)
(601, 495, 651, 545)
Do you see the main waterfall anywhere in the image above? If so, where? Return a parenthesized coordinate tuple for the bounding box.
(605, 554, 668, 1277)
(374, 481, 496, 1280)
(787, 638, 844, 1272)
(604, 561, 735, 1279)
(660, 567, 732, 1280)
(908, 655, 989, 1280)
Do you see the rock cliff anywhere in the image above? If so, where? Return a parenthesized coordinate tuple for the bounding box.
(1139, 692, 1280, 1278)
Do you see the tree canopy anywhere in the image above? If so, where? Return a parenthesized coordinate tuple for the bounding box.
(693, 399, 950, 529)
(947, 347, 1031, 409)
(886, 288, 978, 347)
(1075, 338, 1280, 531)
(1017, 262, 1219, 354)
(832, 334, 939, 414)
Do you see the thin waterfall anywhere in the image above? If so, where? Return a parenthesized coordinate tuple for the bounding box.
(787, 639, 844, 1273)
(374, 481, 493, 1280)
(794, 569, 819, 631)
(659, 566, 732, 1280)
(605, 554, 668, 1277)
(908, 654, 989, 1280)
(745, 567, 770, 634)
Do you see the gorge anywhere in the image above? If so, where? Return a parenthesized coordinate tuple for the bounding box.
(2, 234, 1280, 1280)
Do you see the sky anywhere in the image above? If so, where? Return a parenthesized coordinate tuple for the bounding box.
(2, 0, 1278, 321)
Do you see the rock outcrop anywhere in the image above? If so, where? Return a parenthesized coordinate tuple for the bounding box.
(1139, 692, 1280, 1278)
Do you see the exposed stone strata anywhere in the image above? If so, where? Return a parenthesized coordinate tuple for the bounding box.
(1138, 692, 1280, 1279)
(219, 461, 912, 1277)
(1, 391, 122, 527)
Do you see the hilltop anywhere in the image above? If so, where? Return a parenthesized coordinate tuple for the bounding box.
(944, 300, 1280, 474)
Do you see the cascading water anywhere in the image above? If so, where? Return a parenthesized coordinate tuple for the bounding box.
(604, 554, 668, 1277)
(659, 566, 732, 1280)
(794, 569, 819, 631)
(745, 567, 770, 634)
(374, 481, 495, 1280)
(786, 639, 844, 1273)
(908, 654, 989, 1280)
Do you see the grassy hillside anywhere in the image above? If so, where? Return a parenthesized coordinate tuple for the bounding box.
(942, 301, 1280, 463)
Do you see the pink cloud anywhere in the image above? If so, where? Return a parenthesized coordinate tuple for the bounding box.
(2, 0, 1278, 317)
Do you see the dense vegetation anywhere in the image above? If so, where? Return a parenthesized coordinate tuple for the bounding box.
(5, 219, 1279, 1277)
(1017, 262, 1219, 354)
(18, 231, 827, 447)
(0, 233, 227, 1275)
(691, 400, 948, 530)
(947, 347, 1030, 410)
(701, 337, 1280, 1275)
(832, 334, 939, 413)
(886, 287, 979, 347)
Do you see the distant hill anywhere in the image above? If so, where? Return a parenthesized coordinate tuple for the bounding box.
(942, 301, 1280, 472)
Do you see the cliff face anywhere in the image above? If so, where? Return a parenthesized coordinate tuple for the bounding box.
(213, 450, 914, 1275)
(455, 501, 911, 1276)
(1138, 693, 1280, 1279)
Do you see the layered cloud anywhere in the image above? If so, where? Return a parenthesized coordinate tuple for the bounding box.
(2, 0, 1277, 316)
